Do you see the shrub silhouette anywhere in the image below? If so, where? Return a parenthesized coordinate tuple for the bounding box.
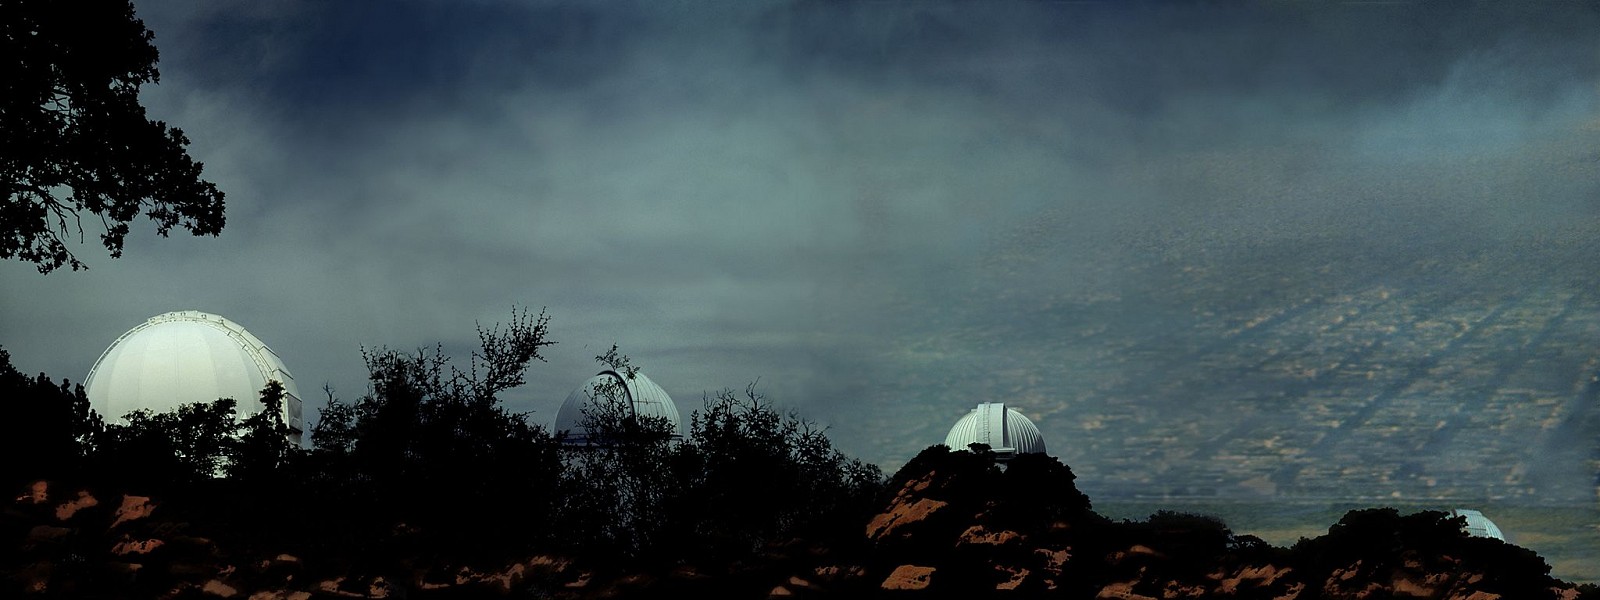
(556, 347, 680, 560)
(0, 346, 101, 486)
(1290, 507, 1563, 599)
(670, 383, 884, 563)
(93, 397, 238, 492)
(303, 307, 562, 564)
(558, 347, 885, 565)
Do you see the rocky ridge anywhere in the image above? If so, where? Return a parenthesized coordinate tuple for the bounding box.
(5, 447, 1595, 599)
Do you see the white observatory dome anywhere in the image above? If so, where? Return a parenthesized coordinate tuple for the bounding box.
(554, 369, 681, 444)
(1449, 508, 1506, 541)
(85, 311, 303, 444)
(944, 402, 1046, 459)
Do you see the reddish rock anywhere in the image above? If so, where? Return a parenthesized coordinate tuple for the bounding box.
(1218, 564, 1290, 593)
(881, 565, 936, 590)
(111, 536, 165, 555)
(813, 565, 866, 583)
(18, 480, 48, 504)
(1162, 580, 1208, 598)
(956, 524, 1024, 547)
(53, 489, 97, 520)
(527, 554, 571, 573)
(565, 572, 593, 589)
(1036, 547, 1071, 571)
(111, 494, 156, 527)
(367, 576, 394, 598)
(1335, 561, 1363, 581)
(1096, 581, 1156, 600)
(256, 553, 301, 583)
(202, 579, 240, 598)
(471, 563, 526, 594)
(865, 497, 949, 541)
(1392, 572, 1449, 598)
(317, 578, 349, 595)
(26, 524, 71, 544)
(766, 577, 816, 598)
(995, 565, 1029, 590)
(1108, 544, 1160, 564)
(245, 592, 312, 600)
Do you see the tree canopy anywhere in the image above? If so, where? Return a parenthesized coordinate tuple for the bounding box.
(2, 0, 225, 273)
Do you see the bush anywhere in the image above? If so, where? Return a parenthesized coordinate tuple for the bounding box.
(0, 347, 101, 486)
(302, 308, 562, 562)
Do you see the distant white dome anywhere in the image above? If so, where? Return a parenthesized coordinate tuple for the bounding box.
(944, 402, 1046, 459)
(85, 311, 303, 444)
(553, 369, 681, 444)
(1449, 508, 1505, 541)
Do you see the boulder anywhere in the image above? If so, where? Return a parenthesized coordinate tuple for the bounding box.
(881, 565, 936, 591)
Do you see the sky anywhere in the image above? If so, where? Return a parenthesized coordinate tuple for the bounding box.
(3, 1, 1599, 478)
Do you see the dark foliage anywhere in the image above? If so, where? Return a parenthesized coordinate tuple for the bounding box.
(556, 350, 678, 560)
(2, 0, 225, 273)
(558, 347, 884, 565)
(0, 346, 101, 484)
(305, 307, 562, 563)
(92, 397, 237, 493)
(2, 329, 1586, 598)
(1112, 511, 1237, 584)
(985, 451, 1092, 529)
(228, 380, 296, 484)
(1290, 507, 1563, 599)
(670, 383, 884, 563)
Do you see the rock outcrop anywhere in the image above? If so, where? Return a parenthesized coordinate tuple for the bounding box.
(5, 455, 1594, 599)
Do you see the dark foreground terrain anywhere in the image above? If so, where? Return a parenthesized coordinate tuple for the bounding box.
(6, 446, 1594, 600)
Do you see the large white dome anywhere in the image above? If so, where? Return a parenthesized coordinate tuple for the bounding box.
(1449, 508, 1506, 541)
(944, 402, 1046, 459)
(553, 369, 681, 444)
(85, 311, 303, 443)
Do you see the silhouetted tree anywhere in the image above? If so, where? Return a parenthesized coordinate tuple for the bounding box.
(670, 382, 883, 562)
(557, 347, 884, 565)
(2, 0, 225, 273)
(228, 380, 295, 484)
(306, 307, 561, 562)
(93, 398, 237, 492)
(0, 346, 101, 485)
(1290, 508, 1562, 599)
(558, 346, 680, 560)
(989, 451, 1092, 528)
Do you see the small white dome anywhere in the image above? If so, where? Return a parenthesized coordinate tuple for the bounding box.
(944, 402, 1046, 458)
(1449, 508, 1505, 541)
(553, 369, 681, 444)
(85, 311, 303, 444)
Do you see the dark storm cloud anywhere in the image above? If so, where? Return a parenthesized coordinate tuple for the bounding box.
(151, 2, 635, 120)
(2, 1, 1597, 474)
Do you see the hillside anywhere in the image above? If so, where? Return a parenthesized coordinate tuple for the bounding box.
(6, 446, 1594, 599)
